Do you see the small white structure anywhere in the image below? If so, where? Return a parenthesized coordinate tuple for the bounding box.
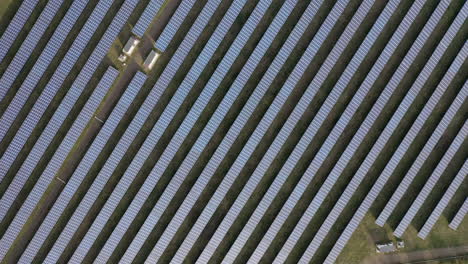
(118, 54, 127, 63)
(396, 240, 405, 249)
(123, 36, 140, 56)
(144, 50, 161, 71)
(376, 242, 397, 253)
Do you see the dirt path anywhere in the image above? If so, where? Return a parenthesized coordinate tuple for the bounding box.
(364, 245, 468, 264)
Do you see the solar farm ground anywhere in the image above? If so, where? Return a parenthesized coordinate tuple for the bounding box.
(0, 0, 466, 263)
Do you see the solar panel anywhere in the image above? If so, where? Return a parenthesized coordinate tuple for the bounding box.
(118, 0, 292, 262)
(419, 159, 468, 239)
(394, 119, 468, 237)
(288, 1, 456, 261)
(171, 0, 350, 262)
(95, 0, 251, 262)
(376, 5, 468, 226)
(0, 0, 39, 64)
(208, 1, 377, 262)
(0, 0, 142, 261)
(216, 0, 396, 261)
(152, 1, 324, 261)
(0, 0, 119, 183)
(0, 66, 118, 260)
(132, 0, 165, 37)
(154, 0, 196, 51)
(0, 0, 66, 101)
(0, 0, 89, 143)
(19, 71, 146, 263)
(449, 197, 468, 230)
(325, 80, 468, 264)
(67, 1, 224, 262)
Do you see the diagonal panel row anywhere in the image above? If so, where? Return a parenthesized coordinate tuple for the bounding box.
(0, 0, 39, 64)
(132, 0, 166, 37)
(66, 0, 227, 262)
(0, 0, 66, 101)
(394, 119, 468, 237)
(0, 0, 120, 183)
(0, 0, 90, 145)
(0, 0, 143, 261)
(154, 0, 196, 51)
(172, 0, 351, 262)
(419, 159, 468, 239)
(44, 0, 221, 261)
(94, 0, 251, 262)
(146, 0, 325, 262)
(449, 197, 468, 230)
(19, 71, 146, 263)
(210, 0, 378, 262)
(323, 19, 468, 264)
(376, 2, 468, 226)
(294, 1, 457, 262)
(0, 66, 119, 261)
(325, 81, 468, 263)
(118, 0, 284, 262)
(236, 0, 400, 262)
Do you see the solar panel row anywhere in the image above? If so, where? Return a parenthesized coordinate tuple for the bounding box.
(132, 0, 165, 37)
(213, 1, 377, 262)
(294, 1, 455, 262)
(19, 71, 146, 263)
(154, 0, 196, 51)
(449, 197, 468, 230)
(324, 26, 468, 264)
(419, 159, 468, 239)
(0, 0, 118, 183)
(95, 0, 251, 262)
(0, 0, 39, 64)
(44, 3, 218, 259)
(119, 0, 283, 262)
(0, 0, 65, 101)
(67, 1, 224, 262)
(0, 66, 118, 260)
(232, 1, 399, 262)
(0, 0, 89, 144)
(376, 2, 468, 226)
(148, 1, 324, 262)
(394, 119, 468, 237)
(1, 0, 141, 261)
(171, 0, 350, 262)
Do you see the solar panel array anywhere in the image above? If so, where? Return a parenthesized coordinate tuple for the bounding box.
(0, 0, 89, 143)
(0, 0, 466, 263)
(0, 0, 65, 100)
(0, 0, 39, 64)
(449, 197, 468, 230)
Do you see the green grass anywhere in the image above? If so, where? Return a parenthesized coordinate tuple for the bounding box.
(0, 0, 14, 20)
(335, 214, 468, 264)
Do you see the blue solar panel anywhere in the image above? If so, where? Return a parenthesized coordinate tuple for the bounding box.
(0, 66, 118, 260)
(0, 0, 89, 143)
(132, 0, 165, 37)
(94, 1, 253, 261)
(377, 5, 468, 227)
(419, 159, 468, 239)
(19, 71, 145, 263)
(154, 0, 196, 51)
(394, 119, 468, 237)
(153, 1, 324, 261)
(0, 0, 39, 64)
(449, 197, 468, 230)
(65, 0, 224, 262)
(115, 0, 286, 262)
(171, 0, 351, 261)
(289, 1, 453, 261)
(0, 0, 117, 184)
